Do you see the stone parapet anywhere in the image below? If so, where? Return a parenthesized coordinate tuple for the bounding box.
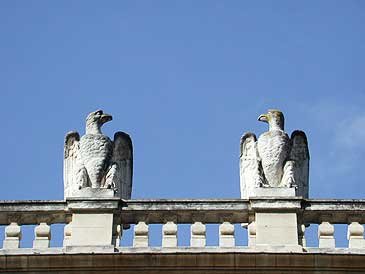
(1, 198, 365, 252)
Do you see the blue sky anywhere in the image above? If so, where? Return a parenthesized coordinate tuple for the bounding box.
(1, 1, 365, 247)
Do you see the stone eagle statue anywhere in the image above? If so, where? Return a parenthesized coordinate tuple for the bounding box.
(240, 109, 309, 198)
(64, 110, 133, 199)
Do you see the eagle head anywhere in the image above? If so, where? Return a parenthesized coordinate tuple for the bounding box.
(258, 109, 284, 131)
(86, 109, 113, 134)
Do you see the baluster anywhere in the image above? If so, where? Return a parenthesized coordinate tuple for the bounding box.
(162, 221, 177, 247)
(63, 222, 72, 247)
(318, 221, 335, 248)
(298, 224, 306, 247)
(191, 221, 206, 247)
(33, 222, 51, 248)
(219, 222, 235, 247)
(113, 224, 122, 247)
(248, 221, 256, 247)
(347, 222, 365, 248)
(3, 222, 21, 249)
(133, 221, 149, 247)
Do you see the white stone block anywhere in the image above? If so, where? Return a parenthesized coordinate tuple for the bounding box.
(219, 222, 235, 247)
(133, 221, 149, 247)
(71, 213, 113, 246)
(256, 213, 299, 247)
(71, 188, 115, 198)
(319, 237, 335, 248)
(191, 222, 206, 247)
(3, 222, 21, 249)
(162, 221, 177, 247)
(3, 239, 20, 249)
(250, 187, 296, 198)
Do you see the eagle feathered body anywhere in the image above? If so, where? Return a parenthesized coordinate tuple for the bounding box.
(79, 134, 113, 188)
(239, 109, 309, 198)
(64, 110, 133, 199)
(257, 130, 290, 187)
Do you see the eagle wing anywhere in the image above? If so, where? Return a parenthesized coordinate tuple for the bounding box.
(289, 130, 309, 198)
(240, 132, 264, 199)
(64, 131, 80, 199)
(112, 131, 133, 199)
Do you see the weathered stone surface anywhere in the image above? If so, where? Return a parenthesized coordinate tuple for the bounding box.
(255, 212, 301, 251)
(0, 199, 365, 226)
(1, 199, 365, 226)
(71, 188, 115, 198)
(2, 252, 365, 273)
(70, 213, 114, 246)
(64, 110, 133, 199)
(249, 187, 296, 197)
(65, 245, 115, 253)
(240, 109, 309, 198)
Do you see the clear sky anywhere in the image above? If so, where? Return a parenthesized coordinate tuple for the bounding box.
(1, 1, 364, 248)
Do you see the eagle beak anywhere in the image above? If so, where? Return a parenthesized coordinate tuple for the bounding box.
(258, 114, 268, 123)
(101, 113, 113, 123)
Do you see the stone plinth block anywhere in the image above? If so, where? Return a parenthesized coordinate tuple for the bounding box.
(255, 212, 301, 251)
(70, 188, 115, 199)
(250, 187, 296, 198)
(70, 213, 113, 246)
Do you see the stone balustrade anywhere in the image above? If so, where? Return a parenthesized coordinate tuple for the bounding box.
(0, 198, 365, 252)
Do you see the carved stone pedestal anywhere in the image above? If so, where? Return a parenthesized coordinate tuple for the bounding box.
(70, 213, 113, 246)
(250, 198, 303, 252)
(65, 198, 119, 252)
(69, 188, 115, 199)
(255, 212, 302, 252)
(250, 187, 296, 198)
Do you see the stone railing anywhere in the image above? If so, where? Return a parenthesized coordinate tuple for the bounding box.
(1, 198, 365, 252)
